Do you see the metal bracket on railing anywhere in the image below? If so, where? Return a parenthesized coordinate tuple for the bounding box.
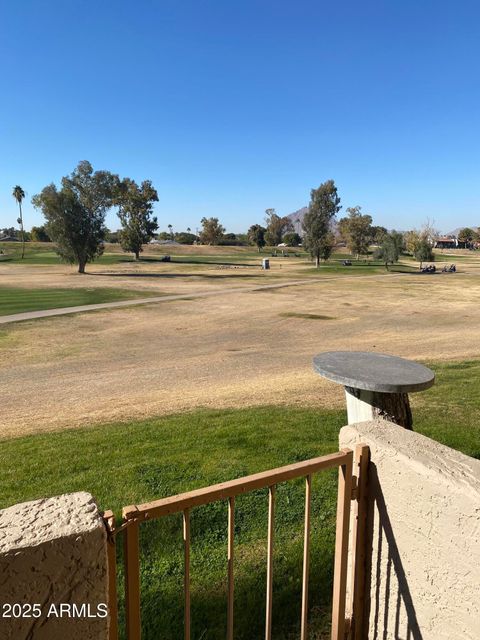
(102, 510, 139, 540)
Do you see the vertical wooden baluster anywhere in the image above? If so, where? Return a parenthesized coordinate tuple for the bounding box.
(124, 520, 141, 640)
(331, 450, 353, 640)
(300, 475, 312, 640)
(351, 444, 370, 640)
(104, 511, 119, 640)
(183, 509, 191, 640)
(227, 496, 235, 640)
(265, 485, 276, 640)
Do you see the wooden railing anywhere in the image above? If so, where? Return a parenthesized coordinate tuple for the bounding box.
(105, 444, 369, 640)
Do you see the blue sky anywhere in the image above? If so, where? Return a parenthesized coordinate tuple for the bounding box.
(1, 0, 479, 234)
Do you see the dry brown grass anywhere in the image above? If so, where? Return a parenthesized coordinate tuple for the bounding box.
(2, 253, 480, 439)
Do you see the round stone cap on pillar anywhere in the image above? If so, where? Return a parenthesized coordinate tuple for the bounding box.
(313, 351, 435, 429)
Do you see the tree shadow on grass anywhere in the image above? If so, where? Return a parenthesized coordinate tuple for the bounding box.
(132, 257, 260, 267)
(88, 271, 264, 280)
(335, 262, 380, 268)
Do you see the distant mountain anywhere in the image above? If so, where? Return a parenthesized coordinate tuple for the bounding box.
(286, 206, 308, 230)
(286, 206, 338, 236)
(285, 213, 471, 239)
(447, 228, 462, 237)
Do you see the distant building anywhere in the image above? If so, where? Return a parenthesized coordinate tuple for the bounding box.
(434, 237, 467, 249)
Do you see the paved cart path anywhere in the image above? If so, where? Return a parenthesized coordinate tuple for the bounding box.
(0, 273, 407, 325)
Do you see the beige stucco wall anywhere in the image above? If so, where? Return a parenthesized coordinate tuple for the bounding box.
(0, 491, 109, 640)
(340, 420, 480, 640)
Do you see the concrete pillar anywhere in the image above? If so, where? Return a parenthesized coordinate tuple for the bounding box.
(0, 492, 109, 640)
(340, 420, 480, 640)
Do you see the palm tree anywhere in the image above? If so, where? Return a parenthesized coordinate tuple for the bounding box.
(168, 224, 174, 240)
(12, 186, 26, 259)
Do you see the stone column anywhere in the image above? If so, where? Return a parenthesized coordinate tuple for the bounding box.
(0, 492, 110, 640)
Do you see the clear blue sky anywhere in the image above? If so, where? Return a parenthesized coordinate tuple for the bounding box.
(1, 0, 479, 234)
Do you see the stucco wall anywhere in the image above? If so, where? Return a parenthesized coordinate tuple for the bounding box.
(0, 492, 109, 640)
(340, 420, 480, 640)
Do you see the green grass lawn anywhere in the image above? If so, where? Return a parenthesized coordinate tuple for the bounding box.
(0, 286, 160, 316)
(0, 242, 286, 266)
(297, 259, 420, 276)
(0, 242, 136, 265)
(2, 407, 342, 640)
(0, 241, 429, 274)
(0, 360, 478, 638)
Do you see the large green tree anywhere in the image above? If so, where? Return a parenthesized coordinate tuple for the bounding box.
(32, 161, 117, 273)
(115, 178, 159, 259)
(247, 224, 266, 252)
(199, 217, 225, 245)
(302, 180, 341, 267)
(264, 209, 293, 246)
(374, 231, 403, 270)
(414, 238, 434, 268)
(12, 185, 26, 259)
(339, 206, 373, 259)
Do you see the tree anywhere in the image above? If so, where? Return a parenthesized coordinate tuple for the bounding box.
(414, 238, 434, 268)
(12, 186, 26, 259)
(337, 217, 349, 243)
(32, 160, 117, 273)
(264, 209, 293, 246)
(30, 225, 51, 242)
(371, 225, 388, 244)
(374, 231, 402, 270)
(115, 178, 159, 259)
(199, 217, 225, 245)
(106, 229, 120, 243)
(318, 232, 336, 261)
(420, 218, 440, 246)
(339, 206, 373, 259)
(167, 224, 174, 240)
(404, 225, 435, 266)
(302, 180, 341, 268)
(218, 233, 242, 246)
(404, 229, 421, 256)
(282, 232, 302, 247)
(247, 224, 266, 252)
(458, 227, 477, 247)
(175, 232, 196, 244)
